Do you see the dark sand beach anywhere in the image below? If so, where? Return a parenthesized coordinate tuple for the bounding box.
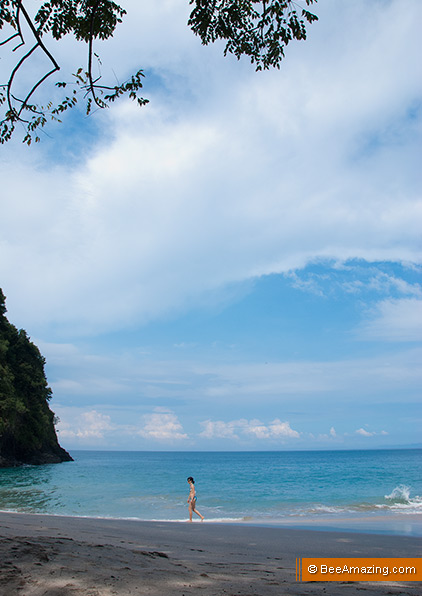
(0, 511, 420, 595)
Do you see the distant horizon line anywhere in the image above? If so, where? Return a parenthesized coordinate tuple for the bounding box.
(65, 445, 422, 454)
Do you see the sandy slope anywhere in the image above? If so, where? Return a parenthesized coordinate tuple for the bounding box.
(0, 512, 420, 595)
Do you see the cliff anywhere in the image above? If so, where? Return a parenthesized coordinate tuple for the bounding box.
(0, 289, 73, 467)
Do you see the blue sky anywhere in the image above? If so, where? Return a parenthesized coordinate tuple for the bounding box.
(1, 0, 421, 451)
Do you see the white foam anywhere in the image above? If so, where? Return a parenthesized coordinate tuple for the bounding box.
(309, 505, 347, 514)
(385, 485, 411, 502)
(378, 485, 422, 514)
(148, 517, 246, 523)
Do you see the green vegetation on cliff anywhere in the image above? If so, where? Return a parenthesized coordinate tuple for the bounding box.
(0, 289, 72, 466)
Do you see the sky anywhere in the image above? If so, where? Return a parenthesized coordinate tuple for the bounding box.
(0, 0, 421, 451)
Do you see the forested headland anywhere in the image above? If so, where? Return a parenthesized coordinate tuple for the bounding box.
(0, 289, 72, 467)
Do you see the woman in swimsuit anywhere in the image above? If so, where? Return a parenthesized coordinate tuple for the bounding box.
(187, 476, 204, 522)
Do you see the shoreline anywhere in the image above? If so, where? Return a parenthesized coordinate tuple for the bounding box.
(0, 511, 421, 595)
(1, 507, 421, 537)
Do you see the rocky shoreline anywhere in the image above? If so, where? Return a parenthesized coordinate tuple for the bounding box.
(0, 445, 73, 468)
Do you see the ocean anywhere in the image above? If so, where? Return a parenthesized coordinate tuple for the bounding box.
(1, 449, 421, 535)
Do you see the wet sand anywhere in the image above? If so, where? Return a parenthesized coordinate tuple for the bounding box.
(0, 511, 420, 595)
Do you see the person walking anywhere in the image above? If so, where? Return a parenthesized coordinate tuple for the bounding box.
(187, 476, 204, 522)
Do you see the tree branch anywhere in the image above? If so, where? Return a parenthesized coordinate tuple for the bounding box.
(3, 1, 60, 122)
(87, 0, 106, 109)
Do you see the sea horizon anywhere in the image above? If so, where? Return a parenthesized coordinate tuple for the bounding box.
(65, 445, 422, 453)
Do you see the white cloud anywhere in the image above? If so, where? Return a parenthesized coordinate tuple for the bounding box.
(268, 419, 300, 439)
(354, 428, 389, 438)
(1, 1, 420, 451)
(285, 272, 325, 297)
(291, 267, 422, 299)
(199, 419, 240, 440)
(316, 426, 389, 442)
(42, 339, 422, 416)
(365, 274, 422, 298)
(199, 351, 422, 403)
(246, 419, 272, 439)
(200, 418, 300, 441)
(1, 0, 421, 336)
(58, 410, 113, 440)
(356, 428, 374, 437)
(139, 408, 188, 441)
(358, 298, 422, 342)
(55, 405, 190, 447)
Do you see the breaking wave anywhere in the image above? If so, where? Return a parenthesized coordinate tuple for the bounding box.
(379, 485, 422, 513)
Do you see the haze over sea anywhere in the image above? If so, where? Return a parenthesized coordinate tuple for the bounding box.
(1, 449, 421, 536)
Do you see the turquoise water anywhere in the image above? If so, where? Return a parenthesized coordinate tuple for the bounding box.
(0, 450, 421, 534)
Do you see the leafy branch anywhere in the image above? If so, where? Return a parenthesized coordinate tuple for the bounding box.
(0, 1, 317, 145)
(0, 1, 148, 144)
(188, 0, 318, 70)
